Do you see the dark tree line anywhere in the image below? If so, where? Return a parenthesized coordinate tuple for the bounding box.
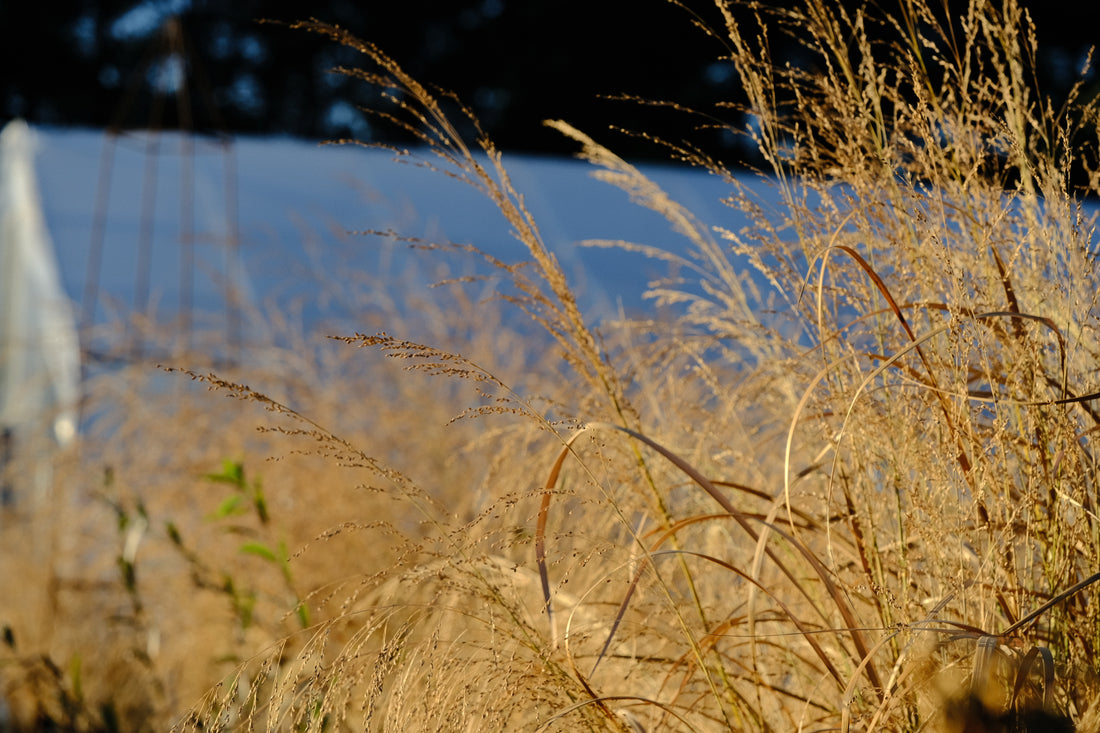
(2, 1, 1098, 163)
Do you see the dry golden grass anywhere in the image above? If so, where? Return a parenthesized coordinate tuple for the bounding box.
(4, 0, 1100, 731)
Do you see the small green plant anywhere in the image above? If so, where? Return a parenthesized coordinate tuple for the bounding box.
(203, 459, 269, 525)
(168, 459, 310, 633)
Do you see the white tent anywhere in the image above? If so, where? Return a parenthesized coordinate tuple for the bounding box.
(0, 120, 80, 505)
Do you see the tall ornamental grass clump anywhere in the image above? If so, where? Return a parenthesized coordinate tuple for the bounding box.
(161, 0, 1100, 730)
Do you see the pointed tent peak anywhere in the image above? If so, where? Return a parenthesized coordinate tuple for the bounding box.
(1, 119, 42, 219)
(1, 118, 33, 149)
(0, 118, 80, 448)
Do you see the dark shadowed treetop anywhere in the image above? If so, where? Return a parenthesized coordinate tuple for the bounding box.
(2, 0, 1098, 164)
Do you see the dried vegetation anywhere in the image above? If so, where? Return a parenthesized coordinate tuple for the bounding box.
(4, 1, 1100, 730)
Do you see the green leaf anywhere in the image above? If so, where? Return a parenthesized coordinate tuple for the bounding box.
(115, 506, 129, 532)
(277, 540, 294, 583)
(204, 460, 245, 489)
(69, 654, 83, 703)
(117, 556, 136, 592)
(252, 482, 269, 525)
(240, 541, 278, 563)
(209, 494, 245, 520)
(295, 601, 310, 629)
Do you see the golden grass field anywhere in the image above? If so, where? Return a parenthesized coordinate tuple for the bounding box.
(4, 0, 1100, 730)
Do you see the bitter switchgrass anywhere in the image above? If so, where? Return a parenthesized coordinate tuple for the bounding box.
(5, 0, 1100, 731)
(183, 2, 1100, 730)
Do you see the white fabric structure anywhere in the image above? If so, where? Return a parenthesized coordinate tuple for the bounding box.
(0, 120, 80, 460)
